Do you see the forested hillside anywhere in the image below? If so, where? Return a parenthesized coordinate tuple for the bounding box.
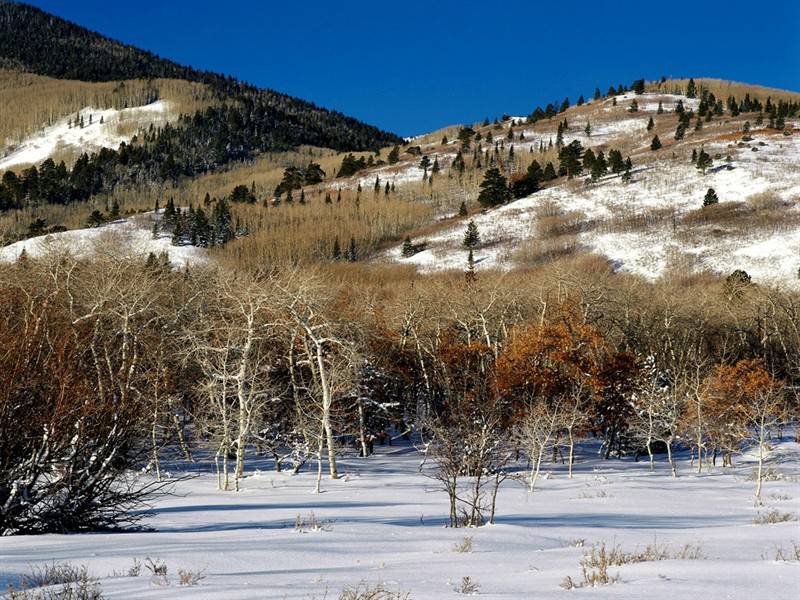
(0, 1, 402, 208)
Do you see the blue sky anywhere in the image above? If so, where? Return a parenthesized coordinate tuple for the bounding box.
(27, 0, 800, 136)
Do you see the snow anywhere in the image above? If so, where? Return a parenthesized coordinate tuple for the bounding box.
(0, 211, 207, 267)
(385, 131, 800, 287)
(1, 439, 798, 599)
(0, 101, 173, 170)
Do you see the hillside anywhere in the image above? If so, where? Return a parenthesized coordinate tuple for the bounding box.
(373, 88, 800, 287)
(0, 2, 402, 202)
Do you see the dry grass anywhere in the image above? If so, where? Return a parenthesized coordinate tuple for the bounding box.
(452, 536, 474, 553)
(752, 510, 797, 525)
(0, 69, 213, 151)
(649, 78, 800, 104)
(338, 582, 411, 600)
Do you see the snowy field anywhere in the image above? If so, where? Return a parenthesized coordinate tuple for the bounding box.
(0, 101, 173, 170)
(2, 440, 799, 599)
(0, 211, 206, 267)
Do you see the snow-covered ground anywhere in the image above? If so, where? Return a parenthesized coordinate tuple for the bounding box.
(2, 440, 798, 599)
(385, 127, 800, 287)
(0, 211, 206, 267)
(0, 101, 173, 170)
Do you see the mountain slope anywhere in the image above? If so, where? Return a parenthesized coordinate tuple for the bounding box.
(0, 2, 402, 187)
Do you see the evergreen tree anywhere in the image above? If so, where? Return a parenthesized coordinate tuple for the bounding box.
(608, 149, 625, 174)
(703, 187, 719, 206)
(657, 101, 664, 114)
(401, 236, 415, 257)
(347, 237, 358, 262)
(109, 199, 120, 219)
(691, 148, 698, 163)
(432, 157, 440, 174)
(387, 146, 400, 164)
(477, 167, 511, 207)
(171, 217, 183, 245)
(646, 116, 654, 131)
(583, 148, 596, 173)
(584, 121, 592, 136)
(463, 220, 480, 248)
(650, 135, 662, 151)
(621, 167, 632, 183)
(458, 200, 468, 217)
(686, 78, 697, 99)
(628, 99, 639, 112)
(696, 149, 713, 174)
(594, 87, 602, 101)
(632, 78, 646, 95)
(674, 123, 686, 140)
(557, 140, 584, 178)
(331, 237, 342, 260)
(543, 161, 557, 180)
(591, 150, 608, 181)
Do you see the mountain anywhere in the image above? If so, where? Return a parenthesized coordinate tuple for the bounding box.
(0, 2, 402, 199)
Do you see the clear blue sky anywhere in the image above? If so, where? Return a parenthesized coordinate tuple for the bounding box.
(27, 0, 800, 136)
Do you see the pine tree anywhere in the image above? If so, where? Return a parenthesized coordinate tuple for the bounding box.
(647, 116, 654, 131)
(458, 201, 468, 217)
(324, 191, 332, 204)
(686, 78, 697, 99)
(387, 146, 400, 164)
(543, 162, 557, 180)
(585, 121, 592, 136)
(347, 237, 358, 262)
(657, 101, 664, 114)
(171, 218, 183, 245)
(151, 221, 159, 239)
(608, 149, 625, 174)
(628, 99, 639, 113)
(583, 148, 596, 173)
(691, 148, 698, 163)
(331, 237, 342, 260)
(621, 167, 632, 183)
(477, 167, 511, 207)
(674, 123, 686, 140)
(703, 187, 719, 206)
(401, 236, 415, 257)
(463, 220, 480, 248)
(558, 140, 584, 178)
(594, 87, 602, 101)
(650, 135, 662, 151)
(109, 199, 120, 219)
(696, 149, 713, 174)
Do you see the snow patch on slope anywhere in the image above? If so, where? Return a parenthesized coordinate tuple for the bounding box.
(0, 100, 172, 170)
(0, 210, 206, 267)
(385, 131, 800, 287)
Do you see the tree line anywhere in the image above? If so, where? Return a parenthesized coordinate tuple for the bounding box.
(1, 254, 797, 534)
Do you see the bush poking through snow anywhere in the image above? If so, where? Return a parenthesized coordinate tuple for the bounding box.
(453, 576, 480, 595)
(452, 536, 474, 553)
(19, 563, 93, 590)
(752, 510, 797, 525)
(767, 542, 800, 562)
(144, 557, 168, 577)
(295, 511, 332, 532)
(8, 563, 103, 600)
(177, 568, 206, 586)
(563, 541, 705, 589)
(337, 582, 410, 600)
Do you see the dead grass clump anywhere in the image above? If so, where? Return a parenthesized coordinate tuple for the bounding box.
(452, 536, 474, 553)
(177, 568, 206, 586)
(295, 511, 333, 532)
(753, 510, 797, 525)
(453, 576, 480, 595)
(338, 582, 411, 600)
(535, 211, 589, 239)
(767, 542, 800, 562)
(563, 541, 705, 589)
(9, 563, 103, 600)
